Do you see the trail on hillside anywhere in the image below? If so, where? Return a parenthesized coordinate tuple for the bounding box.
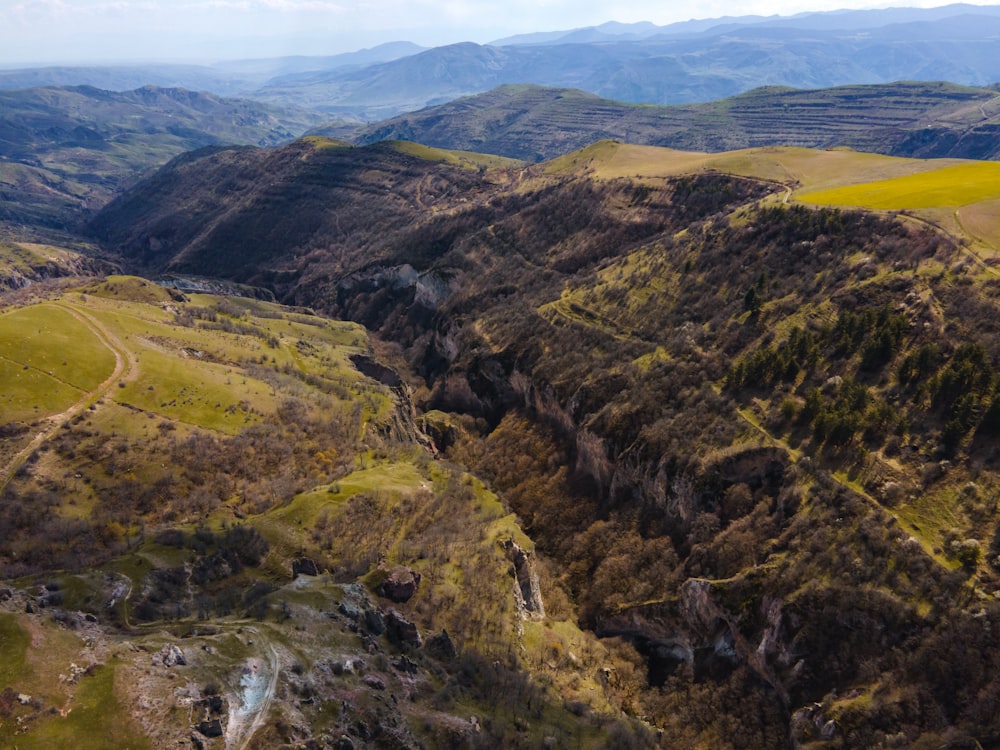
(0, 302, 134, 492)
(225, 634, 280, 750)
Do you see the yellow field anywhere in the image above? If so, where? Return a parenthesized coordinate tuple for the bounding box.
(798, 161, 1000, 209)
(544, 141, 1000, 249)
(544, 141, 970, 193)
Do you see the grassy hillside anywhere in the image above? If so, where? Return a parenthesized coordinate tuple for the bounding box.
(0, 275, 650, 748)
(353, 81, 1000, 162)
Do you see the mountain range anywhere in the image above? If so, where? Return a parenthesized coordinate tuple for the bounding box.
(351, 81, 1000, 162)
(2, 4, 999, 120)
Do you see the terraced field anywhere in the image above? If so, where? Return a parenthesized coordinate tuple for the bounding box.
(356, 81, 1000, 161)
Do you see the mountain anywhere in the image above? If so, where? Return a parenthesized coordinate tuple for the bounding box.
(84, 134, 1000, 747)
(2, 5, 999, 120)
(0, 43, 426, 100)
(210, 41, 426, 81)
(0, 85, 325, 232)
(491, 4, 1000, 44)
(248, 6, 1000, 116)
(0, 64, 256, 97)
(352, 81, 1000, 162)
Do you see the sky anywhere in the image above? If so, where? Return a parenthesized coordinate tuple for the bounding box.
(1, 0, 996, 65)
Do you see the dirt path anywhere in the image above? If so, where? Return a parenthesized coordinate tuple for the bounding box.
(0, 302, 135, 492)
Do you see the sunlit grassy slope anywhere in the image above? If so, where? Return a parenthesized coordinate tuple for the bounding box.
(798, 161, 1000, 209)
(545, 140, 1000, 249)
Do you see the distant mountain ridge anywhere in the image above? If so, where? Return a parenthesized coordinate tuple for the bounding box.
(1, 5, 999, 120)
(246, 6, 1000, 117)
(351, 81, 1000, 162)
(0, 85, 323, 230)
(490, 3, 1000, 45)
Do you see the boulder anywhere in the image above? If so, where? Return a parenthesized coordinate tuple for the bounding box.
(158, 644, 186, 667)
(196, 719, 223, 738)
(364, 608, 385, 636)
(377, 566, 421, 603)
(385, 608, 422, 648)
(426, 629, 457, 660)
(393, 655, 418, 674)
(362, 674, 386, 690)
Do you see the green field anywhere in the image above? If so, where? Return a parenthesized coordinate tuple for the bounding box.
(798, 161, 1000, 209)
(116, 347, 276, 433)
(0, 305, 116, 391)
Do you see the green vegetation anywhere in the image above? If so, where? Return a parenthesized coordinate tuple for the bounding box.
(385, 139, 524, 170)
(0, 304, 115, 392)
(0, 613, 29, 686)
(11, 662, 150, 750)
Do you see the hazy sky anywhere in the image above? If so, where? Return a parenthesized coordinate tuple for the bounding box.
(1, 0, 995, 65)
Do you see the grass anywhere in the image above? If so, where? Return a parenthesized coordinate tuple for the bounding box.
(956, 199, 1000, 252)
(541, 142, 971, 193)
(274, 460, 429, 529)
(0, 357, 83, 422)
(11, 661, 151, 750)
(387, 140, 523, 171)
(0, 304, 116, 392)
(544, 140, 711, 179)
(85, 275, 175, 304)
(798, 161, 1000, 210)
(0, 613, 29, 687)
(116, 347, 276, 433)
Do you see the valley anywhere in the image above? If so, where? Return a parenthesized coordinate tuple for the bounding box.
(3, 132, 1000, 746)
(3, 4, 1000, 747)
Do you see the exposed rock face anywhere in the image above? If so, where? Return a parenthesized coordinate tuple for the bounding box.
(155, 644, 186, 667)
(364, 608, 385, 636)
(500, 539, 545, 620)
(338, 583, 371, 620)
(377, 566, 421, 603)
(679, 579, 788, 704)
(385, 608, 422, 648)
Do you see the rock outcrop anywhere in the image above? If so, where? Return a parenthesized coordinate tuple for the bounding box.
(501, 539, 544, 620)
(385, 608, 422, 648)
(377, 566, 421, 603)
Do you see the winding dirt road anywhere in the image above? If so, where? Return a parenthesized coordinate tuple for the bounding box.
(0, 302, 135, 492)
